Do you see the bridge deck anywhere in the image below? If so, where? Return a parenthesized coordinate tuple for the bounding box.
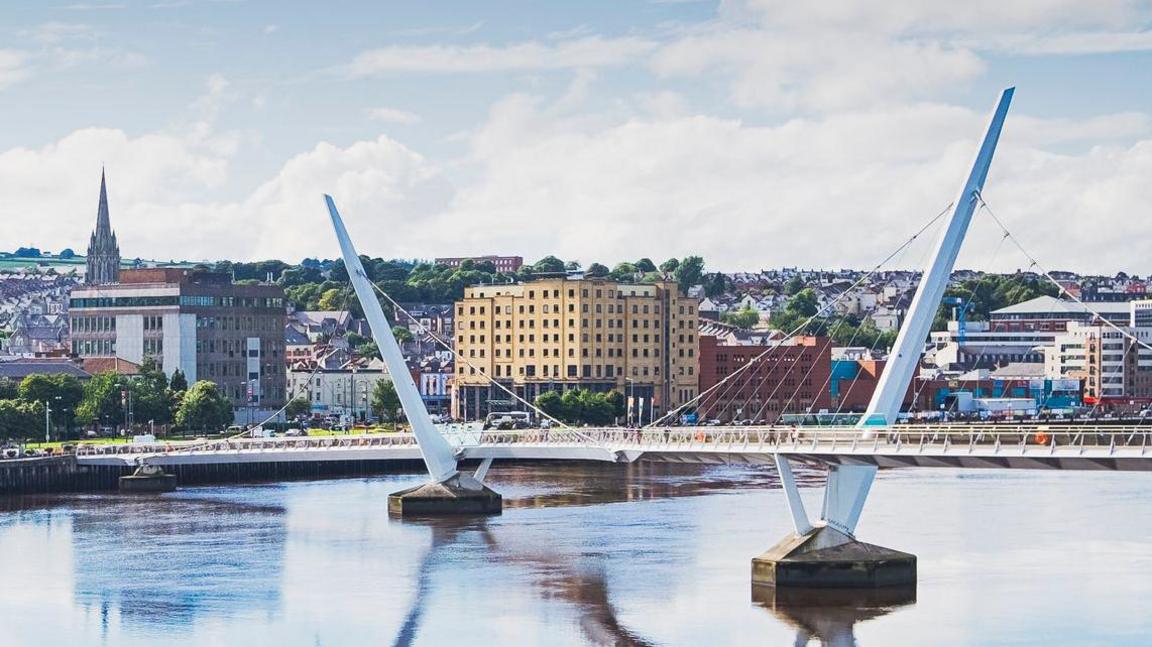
(73, 425, 1152, 471)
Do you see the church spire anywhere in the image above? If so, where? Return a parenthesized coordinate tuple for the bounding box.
(85, 168, 121, 285)
(95, 167, 112, 238)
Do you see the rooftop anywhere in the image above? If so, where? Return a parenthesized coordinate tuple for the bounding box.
(991, 296, 1133, 317)
(0, 358, 91, 380)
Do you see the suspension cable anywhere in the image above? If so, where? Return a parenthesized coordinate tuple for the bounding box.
(977, 194, 1152, 354)
(648, 201, 955, 428)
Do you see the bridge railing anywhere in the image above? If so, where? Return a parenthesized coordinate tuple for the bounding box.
(74, 433, 426, 456)
(71, 424, 1152, 457)
(72, 427, 603, 457)
(571, 424, 1152, 454)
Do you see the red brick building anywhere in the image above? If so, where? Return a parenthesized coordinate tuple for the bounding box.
(697, 335, 833, 423)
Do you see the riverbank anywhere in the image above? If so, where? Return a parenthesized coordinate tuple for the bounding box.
(0, 454, 429, 496)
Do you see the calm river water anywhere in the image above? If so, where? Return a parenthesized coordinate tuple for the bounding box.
(0, 463, 1149, 646)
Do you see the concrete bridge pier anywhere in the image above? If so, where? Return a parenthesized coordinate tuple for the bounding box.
(119, 462, 177, 493)
(754, 457, 915, 589)
(388, 470, 503, 516)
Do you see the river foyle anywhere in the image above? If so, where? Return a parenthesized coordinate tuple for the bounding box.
(0, 463, 1149, 646)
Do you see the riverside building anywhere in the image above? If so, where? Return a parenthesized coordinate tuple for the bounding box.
(452, 278, 699, 421)
(69, 268, 287, 411)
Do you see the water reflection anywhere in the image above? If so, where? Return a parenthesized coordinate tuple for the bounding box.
(69, 492, 287, 632)
(397, 515, 656, 646)
(753, 585, 916, 647)
(0, 466, 1148, 646)
(496, 461, 826, 509)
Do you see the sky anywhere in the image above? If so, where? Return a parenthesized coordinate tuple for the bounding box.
(0, 0, 1150, 274)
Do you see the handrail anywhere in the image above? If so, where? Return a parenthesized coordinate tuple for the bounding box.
(71, 423, 1152, 458)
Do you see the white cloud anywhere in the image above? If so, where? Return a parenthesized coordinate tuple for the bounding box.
(978, 30, 1152, 55)
(733, 0, 1147, 34)
(337, 1, 1149, 111)
(59, 3, 127, 10)
(28, 22, 94, 44)
(0, 50, 30, 91)
(345, 36, 658, 75)
(263, 24, 279, 35)
(366, 107, 422, 124)
(0, 123, 447, 263)
(427, 96, 1152, 274)
(650, 28, 985, 110)
(5, 92, 1152, 275)
(7, 0, 1152, 275)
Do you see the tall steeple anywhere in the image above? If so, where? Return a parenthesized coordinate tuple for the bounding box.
(85, 168, 121, 285)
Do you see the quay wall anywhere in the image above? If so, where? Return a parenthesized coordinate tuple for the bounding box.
(0, 456, 429, 496)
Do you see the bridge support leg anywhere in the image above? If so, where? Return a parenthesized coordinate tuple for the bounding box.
(752, 460, 915, 589)
(326, 195, 503, 517)
(388, 471, 503, 517)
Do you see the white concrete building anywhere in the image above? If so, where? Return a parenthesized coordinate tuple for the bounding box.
(287, 358, 392, 421)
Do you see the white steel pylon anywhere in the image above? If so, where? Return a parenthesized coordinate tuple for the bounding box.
(780, 88, 1016, 537)
(325, 195, 459, 482)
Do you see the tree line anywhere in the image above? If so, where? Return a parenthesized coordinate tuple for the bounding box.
(216, 254, 721, 314)
(0, 359, 234, 442)
(534, 389, 626, 426)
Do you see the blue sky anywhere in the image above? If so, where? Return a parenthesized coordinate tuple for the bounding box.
(1, 0, 1151, 273)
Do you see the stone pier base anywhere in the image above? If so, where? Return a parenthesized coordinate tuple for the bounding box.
(388, 472, 502, 516)
(752, 525, 916, 589)
(119, 464, 177, 493)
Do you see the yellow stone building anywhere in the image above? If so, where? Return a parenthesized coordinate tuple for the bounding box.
(452, 278, 699, 422)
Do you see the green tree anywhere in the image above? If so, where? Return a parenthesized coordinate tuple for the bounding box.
(721, 306, 761, 329)
(169, 369, 188, 392)
(535, 390, 564, 421)
(786, 288, 819, 317)
(673, 256, 705, 293)
(17, 374, 58, 405)
(785, 275, 805, 296)
(535, 388, 622, 425)
(635, 258, 657, 273)
(174, 381, 234, 432)
(371, 380, 402, 427)
(359, 341, 380, 359)
(19, 374, 84, 438)
(932, 274, 1059, 330)
(0, 400, 39, 441)
(392, 326, 414, 343)
(608, 262, 639, 282)
(75, 372, 124, 429)
(704, 272, 731, 298)
(532, 255, 567, 274)
(317, 287, 347, 311)
(585, 263, 610, 278)
(559, 389, 584, 422)
(659, 258, 680, 274)
(285, 397, 311, 419)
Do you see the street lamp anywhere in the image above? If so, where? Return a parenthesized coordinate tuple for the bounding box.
(42, 395, 63, 445)
(625, 377, 636, 427)
(361, 383, 369, 425)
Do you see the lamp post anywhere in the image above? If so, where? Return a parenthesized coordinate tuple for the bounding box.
(625, 377, 635, 427)
(361, 383, 369, 425)
(43, 399, 52, 444)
